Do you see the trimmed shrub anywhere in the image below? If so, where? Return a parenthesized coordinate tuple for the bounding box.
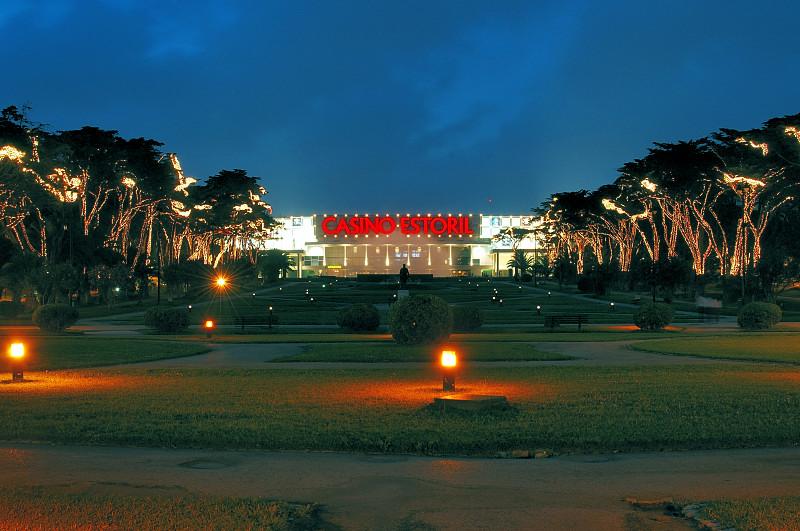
(337, 303, 380, 331)
(389, 294, 452, 345)
(633, 302, 673, 331)
(144, 307, 190, 333)
(738, 302, 782, 330)
(452, 305, 484, 331)
(0, 301, 24, 319)
(32, 304, 79, 332)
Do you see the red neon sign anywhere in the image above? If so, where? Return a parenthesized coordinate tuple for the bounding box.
(321, 215, 474, 236)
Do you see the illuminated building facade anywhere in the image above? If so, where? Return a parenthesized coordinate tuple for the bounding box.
(264, 213, 544, 277)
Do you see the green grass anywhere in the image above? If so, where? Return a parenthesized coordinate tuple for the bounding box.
(0, 337, 210, 370)
(0, 486, 322, 530)
(4, 364, 800, 455)
(633, 334, 800, 363)
(275, 342, 573, 362)
(692, 496, 800, 530)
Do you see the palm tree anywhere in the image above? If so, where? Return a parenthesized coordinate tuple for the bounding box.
(257, 250, 295, 283)
(507, 249, 534, 281)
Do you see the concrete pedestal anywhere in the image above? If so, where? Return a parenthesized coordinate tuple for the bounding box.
(432, 394, 509, 412)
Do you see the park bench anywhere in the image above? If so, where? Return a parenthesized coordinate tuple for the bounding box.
(234, 315, 274, 331)
(544, 314, 588, 331)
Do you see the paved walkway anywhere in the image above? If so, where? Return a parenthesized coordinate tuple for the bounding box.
(115, 340, 735, 370)
(2, 443, 798, 530)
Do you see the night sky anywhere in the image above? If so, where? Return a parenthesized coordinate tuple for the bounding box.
(3, 1, 799, 215)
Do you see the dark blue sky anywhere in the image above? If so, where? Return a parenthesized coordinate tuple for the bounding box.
(3, 1, 799, 215)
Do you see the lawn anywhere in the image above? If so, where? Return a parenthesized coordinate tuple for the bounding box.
(274, 342, 573, 362)
(632, 334, 800, 363)
(0, 337, 209, 370)
(0, 486, 322, 530)
(3, 364, 800, 455)
(690, 496, 800, 530)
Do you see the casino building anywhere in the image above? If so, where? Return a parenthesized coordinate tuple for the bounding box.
(264, 213, 544, 278)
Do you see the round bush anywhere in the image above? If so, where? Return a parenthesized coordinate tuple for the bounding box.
(0, 301, 23, 319)
(389, 294, 452, 345)
(32, 304, 79, 332)
(337, 303, 380, 331)
(144, 307, 190, 333)
(452, 305, 484, 331)
(633, 302, 673, 331)
(738, 302, 782, 330)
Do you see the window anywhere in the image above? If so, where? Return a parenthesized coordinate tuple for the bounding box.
(303, 255, 324, 266)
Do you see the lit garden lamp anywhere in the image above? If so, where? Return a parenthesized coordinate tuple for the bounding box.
(536, 305, 542, 316)
(204, 319, 215, 339)
(610, 301, 615, 311)
(8, 342, 26, 382)
(392, 293, 398, 303)
(309, 297, 315, 303)
(499, 298, 504, 306)
(440, 349, 457, 391)
(268, 306, 274, 329)
(187, 304, 193, 313)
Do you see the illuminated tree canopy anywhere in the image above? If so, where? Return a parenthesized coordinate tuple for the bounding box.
(536, 112, 800, 297)
(0, 106, 276, 273)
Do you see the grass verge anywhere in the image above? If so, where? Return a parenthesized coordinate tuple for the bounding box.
(691, 496, 800, 530)
(275, 342, 573, 362)
(0, 337, 209, 370)
(3, 364, 800, 455)
(0, 486, 322, 530)
(632, 334, 800, 363)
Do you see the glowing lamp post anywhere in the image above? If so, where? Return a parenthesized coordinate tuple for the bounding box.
(536, 305, 541, 316)
(610, 302, 615, 311)
(268, 306, 274, 329)
(204, 319, 215, 338)
(187, 304, 193, 313)
(440, 349, 457, 391)
(8, 342, 25, 382)
(215, 276, 227, 289)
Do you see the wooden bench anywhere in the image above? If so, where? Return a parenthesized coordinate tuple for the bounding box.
(234, 315, 273, 331)
(544, 314, 588, 331)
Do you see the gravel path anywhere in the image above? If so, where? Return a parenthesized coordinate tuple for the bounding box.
(3, 443, 798, 530)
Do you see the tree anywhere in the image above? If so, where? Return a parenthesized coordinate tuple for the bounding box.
(506, 249, 534, 280)
(257, 249, 295, 283)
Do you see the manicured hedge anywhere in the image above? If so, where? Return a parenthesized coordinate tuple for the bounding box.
(144, 307, 190, 333)
(452, 305, 484, 331)
(738, 302, 782, 330)
(337, 303, 380, 331)
(32, 304, 79, 332)
(633, 302, 673, 331)
(389, 294, 452, 345)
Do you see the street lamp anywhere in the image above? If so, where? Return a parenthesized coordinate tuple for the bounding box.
(610, 302, 615, 311)
(204, 319, 215, 338)
(187, 304, 192, 313)
(440, 349, 457, 391)
(8, 342, 25, 382)
(215, 276, 227, 289)
(268, 306, 274, 329)
(536, 305, 541, 315)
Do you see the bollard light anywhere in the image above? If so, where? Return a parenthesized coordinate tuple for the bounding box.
(204, 319, 215, 338)
(536, 305, 541, 315)
(499, 299, 504, 306)
(268, 306, 274, 329)
(440, 349, 457, 391)
(8, 342, 25, 382)
(548, 291, 551, 297)
(188, 304, 193, 313)
(610, 302, 615, 311)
